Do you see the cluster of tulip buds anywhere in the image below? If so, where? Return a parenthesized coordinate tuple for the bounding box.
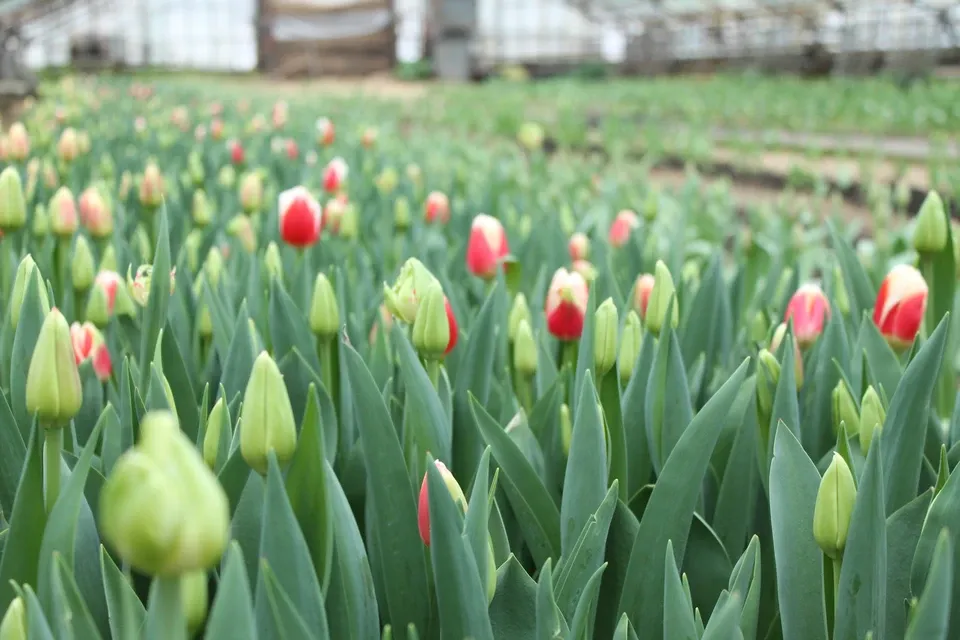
(383, 258, 458, 363)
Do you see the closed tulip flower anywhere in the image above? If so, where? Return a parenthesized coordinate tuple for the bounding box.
(278, 186, 322, 248)
(571, 259, 597, 283)
(813, 453, 857, 559)
(128, 264, 177, 307)
(309, 273, 340, 338)
(139, 161, 164, 209)
(545, 267, 589, 341)
(323, 157, 348, 194)
(228, 139, 245, 166)
(770, 322, 804, 390)
(645, 260, 679, 337)
(384, 257, 441, 324)
(323, 195, 348, 234)
(361, 127, 378, 148)
(316, 117, 335, 146)
(424, 191, 450, 224)
(466, 214, 509, 280)
(784, 283, 830, 349)
(912, 190, 948, 253)
(618, 310, 643, 382)
(70, 321, 112, 381)
(57, 127, 79, 163)
(9, 255, 50, 328)
(594, 298, 619, 376)
(7, 122, 29, 161)
(86, 270, 135, 326)
(873, 264, 928, 351)
(71, 235, 95, 291)
(418, 460, 468, 546)
(412, 282, 458, 358)
(608, 209, 639, 248)
(633, 273, 655, 319)
(568, 232, 590, 261)
(240, 352, 298, 475)
(0, 166, 26, 231)
(79, 185, 113, 237)
(49, 186, 78, 237)
(227, 214, 257, 253)
(0, 596, 25, 640)
(26, 308, 82, 426)
(507, 293, 531, 343)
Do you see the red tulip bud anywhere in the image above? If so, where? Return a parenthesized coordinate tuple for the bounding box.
(873, 264, 928, 351)
(784, 283, 830, 349)
(546, 267, 589, 341)
(278, 186, 322, 248)
(466, 214, 509, 280)
(608, 209, 639, 248)
(417, 460, 467, 546)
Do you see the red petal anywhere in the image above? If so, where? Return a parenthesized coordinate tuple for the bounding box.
(891, 292, 926, 343)
(873, 276, 891, 328)
(444, 298, 458, 355)
(466, 227, 497, 279)
(280, 198, 320, 247)
(547, 301, 585, 341)
(417, 473, 431, 546)
(92, 344, 113, 381)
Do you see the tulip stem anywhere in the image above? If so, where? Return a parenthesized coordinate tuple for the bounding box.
(44, 427, 63, 513)
(426, 359, 440, 390)
(515, 375, 533, 413)
(319, 338, 335, 399)
(832, 554, 843, 614)
(0, 233, 9, 303)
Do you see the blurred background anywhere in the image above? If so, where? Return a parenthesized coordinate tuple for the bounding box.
(1, 0, 958, 81)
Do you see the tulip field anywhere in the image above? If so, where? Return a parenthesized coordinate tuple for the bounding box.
(0, 73, 957, 640)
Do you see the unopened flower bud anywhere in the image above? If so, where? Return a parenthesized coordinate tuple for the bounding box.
(79, 185, 113, 237)
(912, 190, 948, 253)
(100, 411, 230, 576)
(394, 196, 411, 232)
(755, 349, 780, 431)
(560, 403, 572, 456)
(0, 166, 26, 231)
(618, 310, 643, 382)
(0, 596, 26, 640)
(417, 460, 467, 546)
(413, 281, 451, 359)
(193, 190, 212, 227)
(859, 386, 885, 454)
(833, 265, 850, 316)
(26, 308, 82, 427)
(193, 276, 214, 338)
(771, 323, 804, 390)
(513, 319, 538, 376)
(339, 203, 358, 240)
(7, 122, 29, 161)
(128, 264, 176, 307)
(203, 397, 229, 469)
(240, 352, 297, 475)
(813, 453, 857, 559)
(376, 167, 398, 195)
(832, 379, 859, 438)
(71, 235, 95, 291)
(384, 257, 440, 324)
(594, 298, 618, 377)
(227, 215, 257, 253)
(49, 186, 78, 237)
(182, 570, 209, 635)
(100, 243, 117, 272)
(508, 293, 531, 343)
(139, 161, 164, 209)
(263, 242, 283, 282)
(10, 255, 50, 328)
(239, 172, 263, 213)
(645, 260, 679, 337)
(31, 203, 48, 236)
(309, 273, 340, 338)
(133, 225, 151, 262)
(517, 122, 544, 151)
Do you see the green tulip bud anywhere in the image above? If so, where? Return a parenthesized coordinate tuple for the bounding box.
(394, 196, 411, 231)
(9, 255, 50, 328)
(100, 243, 118, 272)
(183, 230, 203, 273)
(383, 257, 440, 324)
(309, 273, 340, 338)
(339, 203, 358, 240)
(203, 397, 229, 469)
(204, 247, 223, 289)
(813, 453, 857, 559)
(859, 386, 885, 454)
(71, 235, 95, 291)
(485, 537, 497, 605)
(594, 298, 618, 377)
(100, 411, 230, 576)
(618, 310, 643, 382)
(49, 186, 78, 237)
(0, 166, 27, 231)
(192, 189, 213, 227)
(749, 310, 769, 343)
(240, 352, 297, 475)
(218, 165, 236, 189)
(32, 203, 48, 236)
(755, 349, 780, 431)
(182, 570, 209, 635)
(192, 276, 214, 338)
(508, 293, 531, 343)
(0, 596, 26, 640)
(832, 379, 859, 438)
(645, 260, 679, 337)
(513, 318, 538, 376)
(560, 403, 572, 456)
(912, 190, 948, 253)
(412, 281, 450, 360)
(517, 122, 544, 151)
(26, 308, 82, 427)
(133, 225, 152, 262)
(263, 241, 283, 282)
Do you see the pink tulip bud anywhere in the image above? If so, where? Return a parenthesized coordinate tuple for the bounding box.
(79, 186, 113, 237)
(323, 195, 348, 234)
(285, 139, 299, 160)
(784, 283, 830, 349)
(7, 122, 29, 161)
(323, 157, 348, 194)
(139, 162, 164, 208)
(569, 232, 590, 261)
(229, 140, 244, 165)
(57, 127, 80, 163)
(546, 267, 589, 341)
(49, 186, 78, 236)
(278, 186, 322, 248)
(466, 214, 509, 280)
(609, 210, 639, 248)
(210, 118, 224, 140)
(417, 460, 467, 546)
(873, 264, 928, 351)
(633, 273, 656, 319)
(70, 322, 112, 381)
(424, 191, 450, 224)
(316, 117, 335, 146)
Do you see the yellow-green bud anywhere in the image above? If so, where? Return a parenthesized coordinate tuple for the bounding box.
(9, 254, 50, 328)
(182, 570, 209, 635)
(263, 241, 283, 282)
(832, 379, 859, 438)
(560, 403, 572, 456)
(100, 411, 230, 576)
(813, 453, 857, 559)
(0, 166, 27, 231)
(100, 243, 117, 272)
(31, 203, 48, 236)
(183, 230, 203, 273)
(239, 352, 297, 475)
(394, 196, 411, 231)
(513, 318, 538, 376)
(376, 167, 399, 195)
(203, 397, 228, 469)
(412, 281, 450, 360)
(508, 293, 531, 343)
(645, 260, 679, 337)
(859, 386, 885, 454)
(309, 272, 340, 337)
(756, 349, 780, 430)
(912, 190, 948, 253)
(133, 225, 152, 262)
(485, 537, 497, 605)
(384, 257, 440, 324)
(26, 308, 82, 427)
(339, 203, 358, 240)
(218, 165, 236, 189)
(204, 247, 223, 289)
(192, 189, 213, 227)
(594, 298, 619, 377)
(618, 310, 643, 382)
(0, 596, 26, 640)
(71, 235, 95, 290)
(517, 122, 544, 151)
(193, 276, 213, 338)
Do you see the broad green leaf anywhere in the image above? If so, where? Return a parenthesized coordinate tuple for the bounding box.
(50, 553, 103, 640)
(828, 220, 875, 320)
(161, 326, 199, 441)
(535, 560, 568, 640)
(664, 539, 699, 640)
(342, 344, 431, 634)
(464, 447, 494, 598)
(858, 314, 903, 400)
(100, 546, 145, 640)
(701, 591, 744, 640)
(613, 613, 640, 640)
(471, 394, 561, 568)
(618, 359, 748, 632)
(645, 320, 692, 473)
(885, 490, 934, 638)
(560, 375, 607, 555)
(711, 379, 757, 555)
(269, 278, 321, 374)
(9, 274, 46, 438)
(882, 315, 949, 515)
(594, 500, 640, 640)
(805, 309, 850, 459)
(728, 535, 763, 639)
(599, 368, 627, 499)
(567, 563, 607, 639)
(680, 253, 732, 406)
(21, 584, 56, 640)
(261, 562, 322, 640)
(143, 576, 187, 640)
(490, 555, 538, 639)
(205, 543, 256, 640)
(683, 514, 733, 620)
(572, 287, 597, 417)
(905, 529, 953, 640)
(254, 453, 329, 639)
(621, 332, 655, 497)
(139, 205, 172, 392)
(427, 457, 495, 640)
(761, 334, 799, 490)
(769, 424, 828, 640)
(835, 436, 886, 640)
(0, 390, 26, 516)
